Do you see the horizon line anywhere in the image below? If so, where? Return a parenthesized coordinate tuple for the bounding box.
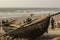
(0, 7, 60, 8)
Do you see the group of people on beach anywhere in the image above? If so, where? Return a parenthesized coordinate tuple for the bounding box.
(20, 17, 32, 26)
(0, 19, 15, 26)
(0, 17, 55, 33)
(0, 17, 32, 27)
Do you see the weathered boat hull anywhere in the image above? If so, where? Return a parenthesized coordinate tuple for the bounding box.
(4, 17, 50, 39)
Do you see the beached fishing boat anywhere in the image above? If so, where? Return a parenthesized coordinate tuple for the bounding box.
(0, 12, 60, 40)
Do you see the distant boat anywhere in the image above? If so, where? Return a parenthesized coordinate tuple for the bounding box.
(0, 12, 60, 40)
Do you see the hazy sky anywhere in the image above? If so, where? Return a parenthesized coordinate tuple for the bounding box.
(0, 0, 60, 8)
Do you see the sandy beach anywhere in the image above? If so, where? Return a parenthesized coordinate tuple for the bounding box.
(0, 14, 60, 40)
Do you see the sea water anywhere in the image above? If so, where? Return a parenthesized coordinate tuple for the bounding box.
(0, 8, 60, 18)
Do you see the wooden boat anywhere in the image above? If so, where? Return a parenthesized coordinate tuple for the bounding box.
(0, 12, 60, 40)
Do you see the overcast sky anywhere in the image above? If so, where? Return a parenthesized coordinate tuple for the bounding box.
(0, 0, 60, 8)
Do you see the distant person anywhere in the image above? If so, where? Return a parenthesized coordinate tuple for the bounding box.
(2, 20, 6, 24)
(51, 18, 55, 30)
